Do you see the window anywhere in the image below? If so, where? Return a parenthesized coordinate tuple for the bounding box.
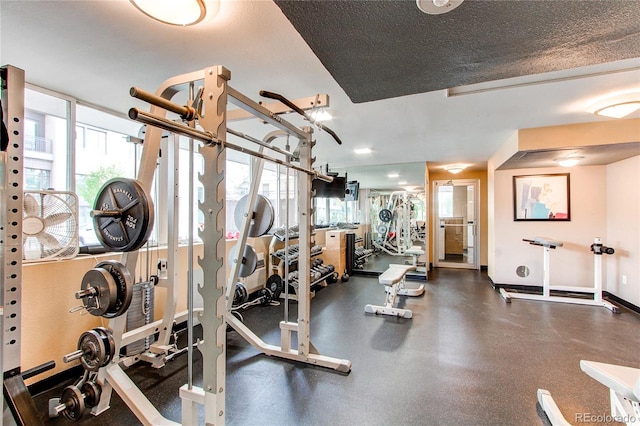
(24, 88, 70, 190)
(24, 168, 51, 190)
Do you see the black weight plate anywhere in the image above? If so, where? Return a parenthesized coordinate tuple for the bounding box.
(78, 330, 106, 372)
(266, 274, 283, 300)
(93, 326, 115, 365)
(95, 260, 133, 318)
(233, 282, 248, 307)
(228, 244, 258, 278)
(80, 268, 117, 317)
(81, 381, 101, 408)
(379, 209, 393, 223)
(61, 385, 85, 422)
(92, 178, 154, 252)
(234, 194, 275, 237)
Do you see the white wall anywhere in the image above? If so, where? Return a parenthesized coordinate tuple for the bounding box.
(605, 155, 640, 306)
(490, 165, 607, 289)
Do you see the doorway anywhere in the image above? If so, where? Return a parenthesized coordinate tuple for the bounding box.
(433, 179, 479, 269)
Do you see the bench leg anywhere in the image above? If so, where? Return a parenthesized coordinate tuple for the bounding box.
(365, 284, 413, 318)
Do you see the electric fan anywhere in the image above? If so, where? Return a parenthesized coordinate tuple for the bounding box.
(22, 190, 79, 262)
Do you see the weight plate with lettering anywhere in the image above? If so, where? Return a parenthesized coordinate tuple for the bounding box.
(92, 178, 154, 252)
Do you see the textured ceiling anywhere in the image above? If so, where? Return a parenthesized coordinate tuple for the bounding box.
(275, 0, 640, 103)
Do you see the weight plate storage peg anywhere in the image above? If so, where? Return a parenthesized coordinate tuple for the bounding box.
(91, 177, 154, 252)
(234, 193, 275, 237)
(379, 208, 393, 223)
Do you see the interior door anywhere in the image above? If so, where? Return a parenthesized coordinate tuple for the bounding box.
(433, 179, 479, 269)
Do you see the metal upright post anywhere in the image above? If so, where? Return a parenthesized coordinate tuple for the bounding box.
(2, 65, 44, 425)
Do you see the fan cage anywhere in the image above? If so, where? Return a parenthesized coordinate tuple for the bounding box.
(23, 190, 79, 262)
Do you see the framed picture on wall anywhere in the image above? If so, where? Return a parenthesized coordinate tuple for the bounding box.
(513, 173, 570, 221)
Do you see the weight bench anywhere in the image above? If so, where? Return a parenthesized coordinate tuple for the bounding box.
(405, 245, 425, 270)
(364, 264, 425, 319)
(537, 360, 640, 426)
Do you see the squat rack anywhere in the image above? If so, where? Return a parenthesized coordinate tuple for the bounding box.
(91, 65, 350, 425)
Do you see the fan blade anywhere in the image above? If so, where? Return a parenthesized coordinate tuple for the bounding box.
(44, 212, 73, 226)
(24, 193, 40, 216)
(37, 232, 60, 249)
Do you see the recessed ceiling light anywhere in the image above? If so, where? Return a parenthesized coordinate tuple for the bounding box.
(354, 148, 372, 154)
(388, 173, 400, 178)
(130, 0, 218, 26)
(594, 101, 640, 119)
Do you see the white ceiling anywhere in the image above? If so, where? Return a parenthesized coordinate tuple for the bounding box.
(2, 0, 639, 189)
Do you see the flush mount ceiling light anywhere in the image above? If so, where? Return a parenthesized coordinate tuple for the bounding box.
(445, 164, 467, 174)
(387, 173, 400, 178)
(594, 101, 640, 119)
(354, 148, 372, 155)
(416, 0, 464, 15)
(555, 156, 583, 167)
(130, 0, 217, 26)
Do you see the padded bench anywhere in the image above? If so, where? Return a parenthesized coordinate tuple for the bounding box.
(365, 264, 425, 318)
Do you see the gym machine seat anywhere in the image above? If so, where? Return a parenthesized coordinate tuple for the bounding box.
(364, 264, 425, 318)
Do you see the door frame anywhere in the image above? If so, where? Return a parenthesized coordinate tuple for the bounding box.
(432, 179, 480, 270)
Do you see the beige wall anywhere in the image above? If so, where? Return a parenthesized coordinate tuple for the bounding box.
(489, 165, 607, 288)
(605, 155, 640, 306)
(427, 169, 488, 267)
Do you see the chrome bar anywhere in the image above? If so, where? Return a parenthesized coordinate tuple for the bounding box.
(129, 108, 333, 182)
(128, 108, 216, 144)
(130, 87, 196, 120)
(227, 127, 294, 160)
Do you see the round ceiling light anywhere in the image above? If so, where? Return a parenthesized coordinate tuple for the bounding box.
(416, 0, 465, 15)
(131, 0, 207, 26)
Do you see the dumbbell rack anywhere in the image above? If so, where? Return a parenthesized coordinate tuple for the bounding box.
(354, 246, 376, 269)
(269, 231, 336, 300)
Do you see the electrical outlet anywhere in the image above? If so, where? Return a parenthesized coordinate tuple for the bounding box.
(621, 275, 627, 285)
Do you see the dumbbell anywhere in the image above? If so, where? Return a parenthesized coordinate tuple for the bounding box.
(49, 381, 101, 421)
(63, 327, 115, 372)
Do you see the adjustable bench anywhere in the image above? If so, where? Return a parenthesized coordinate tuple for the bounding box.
(405, 245, 425, 271)
(537, 360, 640, 426)
(364, 264, 425, 318)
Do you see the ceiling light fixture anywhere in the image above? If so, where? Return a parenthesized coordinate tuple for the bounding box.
(398, 181, 408, 185)
(416, 0, 464, 15)
(387, 173, 400, 178)
(594, 101, 640, 119)
(445, 164, 467, 174)
(354, 148, 372, 155)
(555, 157, 583, 167)
(130, 0, 218, 26)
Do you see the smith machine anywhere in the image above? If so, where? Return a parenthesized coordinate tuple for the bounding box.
(4, 65, 351, 425)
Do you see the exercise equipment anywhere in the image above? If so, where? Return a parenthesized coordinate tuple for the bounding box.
(228, 243, 259, 278)
(63, 327, 115, 372)
(91, 177, 154, 252)
(499, 237, 619, 312)
(538, 360, 640, 426)
(49, 381, 102, 422)
(371, 191, 425, 257)
(233, 193, 274, 238)
(78, 65, 350, 426)
(365, 264, 425, 318)
(75, 260, 134, 318)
